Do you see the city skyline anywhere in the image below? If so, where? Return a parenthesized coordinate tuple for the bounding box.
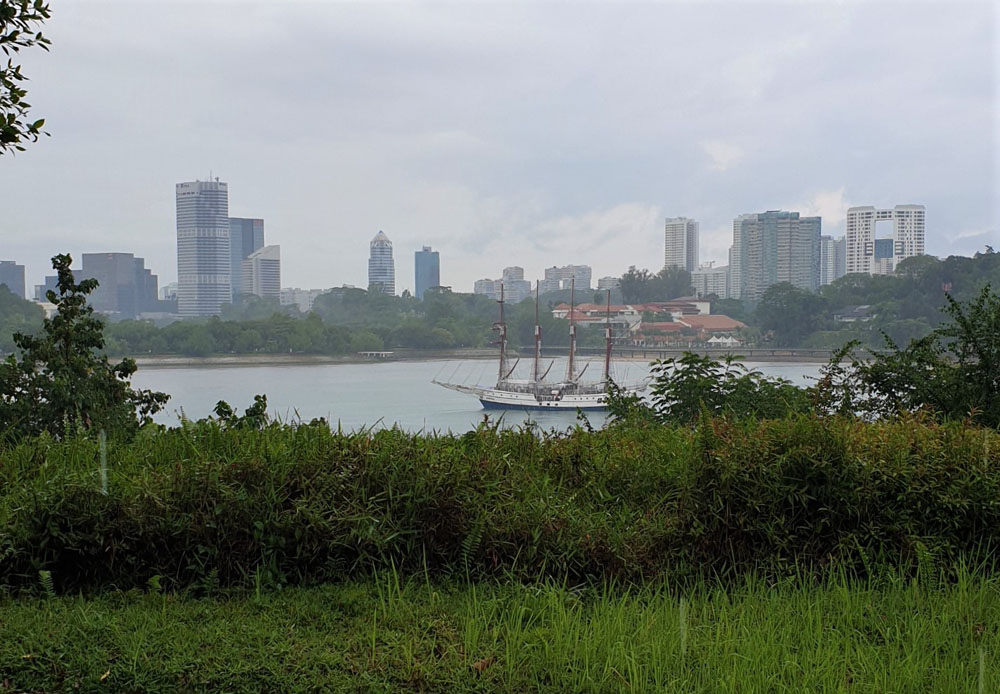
(0, 2, 993, 294)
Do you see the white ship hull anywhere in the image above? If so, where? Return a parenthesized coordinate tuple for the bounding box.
(432, 380, 643, 411)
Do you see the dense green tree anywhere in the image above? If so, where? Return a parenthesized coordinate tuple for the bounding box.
(755, 282, 828, 347)
(816, 284, 1000, 427)
(0, 283, 42, 352)
(0, 254, 168, 438)
(1, 0, 50, 154)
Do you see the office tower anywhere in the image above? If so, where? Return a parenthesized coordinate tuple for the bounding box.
(820, 235, 847, 286)
(664, 217, 699, 272)
(229, 217, 264, 300)
(241, 245, 280, 299)
(176, 179, 230, 316)
(731, 210, 821, 301)
(845, 204, 926, 275)
(543, 264, 592, 292)
(368, 231, 395, 295)
(414, 246, 440, 300)
(691, 264, 729, 298)
(0, 260, 25, 299)
(80, 253, 158, 319)
(597, 276, 620, 290)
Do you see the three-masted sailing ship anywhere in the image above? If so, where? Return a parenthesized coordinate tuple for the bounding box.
(433, 280, 647, 411)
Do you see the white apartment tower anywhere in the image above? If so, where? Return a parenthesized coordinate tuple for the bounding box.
(368, 231, 395, 295)
(845, 205, 926, 276)
(664, 217, 699, 272)
(241, 245, 281, 299)
(176, 179, 231, 316)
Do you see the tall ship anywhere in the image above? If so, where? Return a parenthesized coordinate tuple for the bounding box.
(433, 280, 647, 410)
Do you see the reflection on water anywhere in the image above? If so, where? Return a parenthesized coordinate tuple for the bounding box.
(132, 358, 824, 434)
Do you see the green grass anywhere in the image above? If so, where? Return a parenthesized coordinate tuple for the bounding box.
(1, 572, 997, 692)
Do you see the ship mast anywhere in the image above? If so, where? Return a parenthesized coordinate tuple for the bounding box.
(603, 288, 613, 385)
(567, 278, 576, 383)
(495, 282, 507, 384)
(533, 281, 541, 384)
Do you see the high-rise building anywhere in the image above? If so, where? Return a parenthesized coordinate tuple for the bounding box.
(845, 205, 926, 276)
(820, 236, 847, 286)
(501, 266, 531, 304)
(176, 179, 230, 316)
(664, 217, 699, 272)
(473, 278, 499, 299)
(229, 218, 264, 300)
(543, 265, 592, 292)
(414, 246, 440, 300)
(368, 231, 395, 295)
(80, 252, 158, 319)
(731, 210, 821, 301)
(241, 245, 281, 299)
(0, 260, 25, 299)
(691, 264, 729, 298)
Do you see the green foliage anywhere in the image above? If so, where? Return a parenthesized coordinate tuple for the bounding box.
(0, 0, 50, 154)
(632, 352, 813, 425)
(620, 265, 693, 303)
(0, 282, 41, 352)
(816, 284, 1000, 427)
(212, 394, 270, 430)
(1, 416, 998, 593)
(0, 254, 168, 439)
(754, 282, 828, 347)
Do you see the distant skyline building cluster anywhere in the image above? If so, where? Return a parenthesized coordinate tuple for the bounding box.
(7, 176, 931, 320)
(175, 179, 280, 316)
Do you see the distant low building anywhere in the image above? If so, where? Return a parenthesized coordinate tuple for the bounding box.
(833, 305, 875, 322)
(691, 264, 729, 299)
(280, 287, 325, 313)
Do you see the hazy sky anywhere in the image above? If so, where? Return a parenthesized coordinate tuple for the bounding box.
(1, 0, 996, 295)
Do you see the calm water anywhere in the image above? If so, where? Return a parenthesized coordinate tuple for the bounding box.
(132, 358, 825, 433)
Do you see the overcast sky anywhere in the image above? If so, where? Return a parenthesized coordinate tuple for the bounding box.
(1, 0, 996, 295)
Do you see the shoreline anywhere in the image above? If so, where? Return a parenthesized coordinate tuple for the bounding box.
(131, 347, 833, 369)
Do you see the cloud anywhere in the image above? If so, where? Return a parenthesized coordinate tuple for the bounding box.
(782, 187, 855, 234)
(701, 140, 746, 172)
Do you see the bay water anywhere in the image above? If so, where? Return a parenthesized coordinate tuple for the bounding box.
(132, 358, 825, 433)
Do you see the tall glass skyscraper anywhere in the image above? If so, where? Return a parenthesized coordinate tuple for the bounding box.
(229, 217, 264, 300)
(731, 210, 821, 301)
(176, 179, 230, 316)
(414, 246, 440, 300)
(368, 231, 395, 295)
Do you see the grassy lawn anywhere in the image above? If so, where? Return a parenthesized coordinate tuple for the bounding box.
(1, 572, 998, 692)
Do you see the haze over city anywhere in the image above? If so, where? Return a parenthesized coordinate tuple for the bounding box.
(0, 1, 996, 293)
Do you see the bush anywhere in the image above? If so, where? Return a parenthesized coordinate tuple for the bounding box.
(0, 416, 998, 593)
